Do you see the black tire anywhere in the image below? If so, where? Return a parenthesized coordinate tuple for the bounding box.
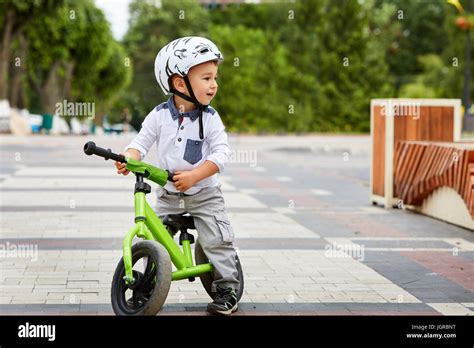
(111, 240, 172, 316)
(194, 239, 244, 301)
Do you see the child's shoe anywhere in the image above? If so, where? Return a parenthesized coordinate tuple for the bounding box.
(207, 285, 238, 315)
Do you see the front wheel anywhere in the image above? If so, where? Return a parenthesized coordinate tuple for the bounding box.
(195, 239, 244, 301)
(111, 240, 172, 316)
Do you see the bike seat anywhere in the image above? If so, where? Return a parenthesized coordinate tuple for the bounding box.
(162, 214, 195, 232)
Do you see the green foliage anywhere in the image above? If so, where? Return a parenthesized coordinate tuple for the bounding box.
(4, 0, 472, 133)
(373, 0, 448, 89)
(121, 0, 393, 133)
(209, 25, 310, 133)
(120, 0, 209, 120)
(3, 0, 129, 118)
(399, 55, 446, 98)
(396, 0, 474, 104)
(310, 0, 393, 132)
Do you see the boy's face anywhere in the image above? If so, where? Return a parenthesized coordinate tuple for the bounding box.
(186, 61, 219, 105)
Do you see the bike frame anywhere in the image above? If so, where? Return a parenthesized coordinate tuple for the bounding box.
(122, 162, 213, 285)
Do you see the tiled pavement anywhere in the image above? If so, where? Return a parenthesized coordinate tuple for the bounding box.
(0, 135, 473, 315)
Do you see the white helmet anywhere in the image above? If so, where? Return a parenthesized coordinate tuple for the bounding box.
(154, 36, 223, 96)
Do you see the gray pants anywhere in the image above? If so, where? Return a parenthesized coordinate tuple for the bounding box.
(153, 185, 240, 292)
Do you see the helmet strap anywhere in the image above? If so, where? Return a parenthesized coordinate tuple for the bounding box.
(168, 75, 198, 105)
(183, 75, 205, 140)
(169, 88, 195, 105)
(169, 75, 206, 140)
(198, 108, 204, 140)
(182, 76, 201, 105)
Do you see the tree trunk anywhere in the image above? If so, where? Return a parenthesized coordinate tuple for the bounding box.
(9, 34, 27, 108)
(39, 60, 75, 115)
(62, 61, 74, 100)
(0, 10, 15, 100)
(40, 61, 61, 114)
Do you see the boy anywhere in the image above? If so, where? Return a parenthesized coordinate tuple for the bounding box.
(114, 37, 240, 315)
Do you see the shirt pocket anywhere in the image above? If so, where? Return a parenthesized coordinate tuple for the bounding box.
(214, 213, 235, 244)
(183, 139, 203, 165)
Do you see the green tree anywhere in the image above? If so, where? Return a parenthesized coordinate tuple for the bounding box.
(122, 0, 209, 121)
(0, 0, 62, 100)
(374, 0, 448, 91)
(398, 1, 474, 104)
(210, 24, 313, 133)
(399, 54, 447, 98)
(24, 0, 130, 123)
(120, 0, 394, 133)
(311, 0, 393, 131)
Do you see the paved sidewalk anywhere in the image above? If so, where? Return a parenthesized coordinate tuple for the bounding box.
(0, 134, 473, 315)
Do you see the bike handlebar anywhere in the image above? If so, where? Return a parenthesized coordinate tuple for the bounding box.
(84, 141, 126, 163)
(83, 141, 175, 182)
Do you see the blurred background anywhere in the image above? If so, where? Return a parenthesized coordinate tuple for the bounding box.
(1, 1, 474, 317)
(0, 0, 474, 136)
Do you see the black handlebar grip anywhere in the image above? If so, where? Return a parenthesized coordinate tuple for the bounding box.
(83, 141, 126, 163)
(166, 170, 175, 182)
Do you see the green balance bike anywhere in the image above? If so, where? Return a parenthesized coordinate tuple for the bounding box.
(83, 141, 244, 315)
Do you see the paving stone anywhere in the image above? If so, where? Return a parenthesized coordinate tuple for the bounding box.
(1, 135, 473, 316)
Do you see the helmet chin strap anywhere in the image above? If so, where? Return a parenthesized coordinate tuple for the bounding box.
(169, 76, 205, 140)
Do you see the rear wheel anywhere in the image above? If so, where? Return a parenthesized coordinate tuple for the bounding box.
(194, 239, 244, 301)
(111, 241, 172, 316)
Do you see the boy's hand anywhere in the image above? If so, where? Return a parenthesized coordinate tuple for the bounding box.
(172, 171, 197, 192)
(114, 153, 130, 176)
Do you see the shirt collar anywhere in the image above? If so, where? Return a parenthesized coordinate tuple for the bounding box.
(167, 96, 207, 122)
